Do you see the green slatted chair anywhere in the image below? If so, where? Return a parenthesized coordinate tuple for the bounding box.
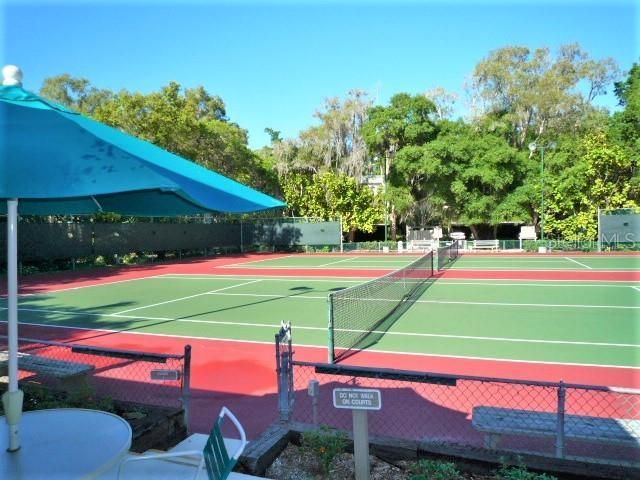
(118, 407, 247, 480)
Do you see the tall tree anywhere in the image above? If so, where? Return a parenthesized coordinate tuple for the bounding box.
(411, 121, 525, 239)
(611, 62, 640, 159)
(424, 87, 458, 120)
(362, 93, 438, 239)
(274, 90, 372, 178)
(40, 74, 112, 114)
(469, 44, 620, 148)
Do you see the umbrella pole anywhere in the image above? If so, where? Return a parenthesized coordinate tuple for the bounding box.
(2, 198, 23, 452)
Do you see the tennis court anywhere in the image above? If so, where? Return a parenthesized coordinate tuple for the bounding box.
(3, 252, 638, 381)
(222, 253, 639, 271)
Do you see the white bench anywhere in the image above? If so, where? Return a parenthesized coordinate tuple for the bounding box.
(409, 240, 435, 252)
(0, 351, 94, 388)
(472, 240, 499, 251)
(472, 406, 640, 454)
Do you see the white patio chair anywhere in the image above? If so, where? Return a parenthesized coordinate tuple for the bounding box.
(117, 407, 247, 480)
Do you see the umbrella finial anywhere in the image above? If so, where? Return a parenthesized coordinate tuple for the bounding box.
(2, 65, 23, 86)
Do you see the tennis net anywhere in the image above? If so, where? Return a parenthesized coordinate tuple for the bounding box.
(328, 252, 434, 362)
(437, 240, 460, 270)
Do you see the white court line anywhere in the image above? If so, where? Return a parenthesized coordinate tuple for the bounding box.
(221, 254, 296, 268)
(4, 319, 638, 370)
(222, 264, 407, 269)
(318, 257, 360, 267)
(4, 307, 637, 349)
(451, 264, 640, 273)
(457, 260, 570, 263)
(6, 275, 166, 298)
(200, 291, 638, 309)
(155, 274, 640, 287)
(220, 264, 640, 271)
(565, 257, 593, 269)
(112, 279, 262, 315)
(632, 286, 640, 293)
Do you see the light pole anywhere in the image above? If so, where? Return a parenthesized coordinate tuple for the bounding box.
(528, 142, 556, 241)
(383, 156, 388, 242)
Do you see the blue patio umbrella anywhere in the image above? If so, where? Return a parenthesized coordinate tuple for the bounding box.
(0, 65, 284, 451)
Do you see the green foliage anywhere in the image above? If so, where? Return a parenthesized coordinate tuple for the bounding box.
(301, 425, 349, 474)
(362, 93, 438, 238)
(402, 121, 526, 236)
(363, 93, 438, 155)
(497, 461, 557, 480)
(611, 61, 640, 173)
(281, 172, 383, 240)
(409, 459, 463, 480)
(40, 74, 113, 114)
(6, 383, 115, 415)
(545, 132, 638, 239)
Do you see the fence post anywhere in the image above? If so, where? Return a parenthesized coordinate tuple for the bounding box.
(556, 381, 566, 458)
(182, 344, 192, 435)
(275, 326, 294, 422)
(328, 295, 335, 363)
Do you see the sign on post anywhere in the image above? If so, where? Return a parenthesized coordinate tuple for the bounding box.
(150, 369, 181, 381)
(333, 388, 381, 410)
(333, 388, 381, 480)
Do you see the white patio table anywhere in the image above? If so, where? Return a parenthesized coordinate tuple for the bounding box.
(0, 408, 132, 479)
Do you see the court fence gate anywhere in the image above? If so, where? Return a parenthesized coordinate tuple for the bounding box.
(274, 325, 640, 471)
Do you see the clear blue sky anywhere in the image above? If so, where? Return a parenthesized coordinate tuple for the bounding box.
(2, 1, 637, 149)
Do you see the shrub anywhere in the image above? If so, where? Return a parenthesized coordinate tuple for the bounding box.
(497, 460, 557, 480)
(409, 459, 463, 480)
(301, 425, 349, 474)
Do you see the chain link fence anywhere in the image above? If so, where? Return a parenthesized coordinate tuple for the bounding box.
(0, 336, 191, 425)
(275, 326, 640, 468)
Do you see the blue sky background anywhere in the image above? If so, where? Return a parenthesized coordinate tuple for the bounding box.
(2, 1, 637, 149)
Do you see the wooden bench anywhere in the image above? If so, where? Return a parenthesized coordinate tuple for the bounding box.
(0, 351, 94, 389)
(472, 406, 640, 455)
(472, 240, 499, 251)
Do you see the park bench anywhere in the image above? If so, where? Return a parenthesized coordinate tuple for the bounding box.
(409, 240, 435, 252)
(0, 351, 94, 389)
(472, 240, 499, 251)
(472, 406, 640, 456)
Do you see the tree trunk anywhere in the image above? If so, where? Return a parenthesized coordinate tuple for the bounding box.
(469, 225, 480, 241)
(349, 228, 356, 242)
(390, 204, 397, 241)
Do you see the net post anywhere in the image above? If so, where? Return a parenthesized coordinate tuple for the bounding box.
(327, 293, 335, 363)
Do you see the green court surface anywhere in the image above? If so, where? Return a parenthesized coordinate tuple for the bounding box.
(224, 254, 640, 271)
(4, 273, 639, 368)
